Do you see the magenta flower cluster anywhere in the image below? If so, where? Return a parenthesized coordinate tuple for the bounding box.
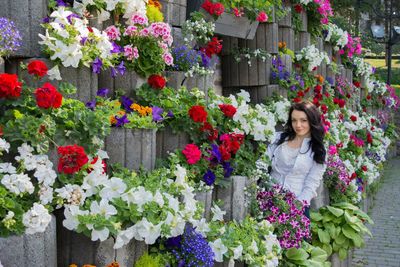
(256, 184, 310, 249)
(314, 0, 333, 24)
(325, 155, 350, 192)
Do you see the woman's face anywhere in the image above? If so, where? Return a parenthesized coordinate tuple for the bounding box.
(291, 109, 311, 138)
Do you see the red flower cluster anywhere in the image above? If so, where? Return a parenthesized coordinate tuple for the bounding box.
(189, 105, 208, 123)
(182, 144, 202, 164)
(57, 144, 89, 174)
(200, 122, 218, 141)
(350, 115, 357, 122)
(218, 133, 244, 161)
(203, 37, 222, 58)
(294, 4, 303, 13)
(256, 11, 268, 22)
(333, 98, 346, 108)
(27, 60, 48, 78)
(218, 104, 236, 118)
(353, 81, 361, 88)
(366, 132, 373, 144)
(201, 0, 224, 17)
(34, 82, 63, 109)
(0, 73, 22, 99)
(147, 74, 166, 89)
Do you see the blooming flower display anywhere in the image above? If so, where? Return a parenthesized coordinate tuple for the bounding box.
(0, 17, 22, 57)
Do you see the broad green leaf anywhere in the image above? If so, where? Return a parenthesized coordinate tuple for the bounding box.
(342, 225, 357, 240)
(311, 212, 323, 222)
(310, 247, 328, 262)
(318, 229, 331, 244)
(327, 206, 344, 217)
(285, 247, 309, 261)
(334, 233, 347, 245)
(338, 248, 348, 260)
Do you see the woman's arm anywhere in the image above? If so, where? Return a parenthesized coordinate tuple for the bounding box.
(297, 161, 326, 203)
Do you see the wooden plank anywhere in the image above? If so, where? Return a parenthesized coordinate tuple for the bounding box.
(265, 23, 279, 54)
(279, 27, 295, 51)
(246, 38, 259, 86)
(277, 2, 292, 28)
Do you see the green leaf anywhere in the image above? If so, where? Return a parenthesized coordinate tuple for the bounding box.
(334, 232, 347, 245)
(318, 229, 331, 244)
(342, 224, 360, 242)
(310, 247, 328, 262)
(338, 248, 348, 260)
(285, 247, 309, 261)
(311, 211, 323, 222)
(327, 206, 344, 217)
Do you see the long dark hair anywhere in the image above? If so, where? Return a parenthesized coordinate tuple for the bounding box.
(277, 101, 326, 164)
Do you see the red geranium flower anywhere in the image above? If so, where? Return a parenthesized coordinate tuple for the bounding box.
(293, 97, 302, 103)
(294, 4, 303, 13)
(188, 105, 208, 123)
(362, 166, 368, 172)
(34, 82, 63, 109)
(218, 144, 231, 161)
(182, 144, 202, 165)
(200, 122, 218, 141)
(218, 104, 236, 118)
(203, 37, 222, 58)
(320, 104, 328, 114)
(350, 115, 357, 122)
(27, 60, 48, 78)
(367, 132, 373, 144)
(0, 73, 22, 99)
(147, 74, 166, 89)
(353, 81, 361, 88)
(57, 144, 89, 174)
(201, 0, 224, 17)
(256, 11, 268, 22)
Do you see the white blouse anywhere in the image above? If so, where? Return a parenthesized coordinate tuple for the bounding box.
(266, 132, 326, 203)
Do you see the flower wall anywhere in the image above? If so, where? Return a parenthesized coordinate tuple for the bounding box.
(0, 0, 398, 267)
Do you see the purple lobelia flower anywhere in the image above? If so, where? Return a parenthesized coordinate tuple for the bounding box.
(115, 114, 129, 127)
(0, 17, 22, 57)
(167, 110, 174, 118)
(203, 169, 216, 185)
(97, 88, 109, 98)
(165, 235, 182, 249)
(42, 16, 50, 23)
(223, 161, 233, 177)
(120, 96, 133, 112)
(152, 106, 164, 122)
(92, 57, 103, 74)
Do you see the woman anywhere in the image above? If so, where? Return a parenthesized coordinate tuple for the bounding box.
(267, 101, 326, 211)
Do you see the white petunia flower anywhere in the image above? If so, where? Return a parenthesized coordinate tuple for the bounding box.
(114, 225, 137, 249)
(210, 238, 228, 262)
(63, 205, 89, 230)
(90, 199, 117, 218)
(173, 164, 187, 185)
(211, 205, 226, 222)
(0, 163, 16, 174)
(100, 177, 127, 200)
(22, 203, 52, 234)
(0, 138, 10, 153)
(135, 218, 162, 244)
(121, 186, 153, 212)
(47, 65, 62, 80)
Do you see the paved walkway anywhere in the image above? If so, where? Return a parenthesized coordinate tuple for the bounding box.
(352, 157, 400, 267)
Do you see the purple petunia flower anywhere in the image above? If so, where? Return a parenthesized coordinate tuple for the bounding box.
(56, 0, 67, 6)
(120, 96, 133, 112)
(326, 77, 334, 85)
(117, 61, 126, 76)
(92, 57, 103, 74)
(110, 67, 117, 78)
(111, 42, 122, 53)
(97, 88, 109, 98)
(85, 100, 96, 110)
(211, 144, 222, 163)
(223, 161, 234, 177)
(115, 114, 130, 127)
(66, 13, 80, 24)
(80, 37, 88, 45)
(152, 106, 164, 122)
(165, 235, 182, 249)
(203, 169, 216, 185)
(42, 17, 50, 23)
(167, 110, 174, 118)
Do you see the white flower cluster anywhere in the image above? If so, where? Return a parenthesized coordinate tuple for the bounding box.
(75, 0, 147, 22)
(296, 45, 331, 72)
(39, 7, 114, 68)
(227, 90, 277, 142)
(324, 23, 348, 50)
(299, 0, 313, 4)
(22, 203, 52, 234)
(182, 17, 215, 45)
(1, 142, 57, 205)
(353, 57, 374, 77)
(343, 111, 369, 132)
(269, 98, 291, 124)
(185, 63, 215, 77)
(63, 163, 202, 249)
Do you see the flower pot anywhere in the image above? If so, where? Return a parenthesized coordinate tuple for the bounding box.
(56, 210, 147, 266)
(0, 57, 4, 73)
(310, 183, 330, 209)
(98, 69, 146, 98)
(279, 27, 295, 51)
(0, 214, 57, 266)
(8, 58, 98, 103)
(0, 0, 47, 58)
(294, 31, 311, 52)
(194, 189, 213, 220)
(105, 128, 157, 171)
(156, 126, 190, 159)
(331, 251, 353, 267)
(277, 1, 292, 28)
(213, 175, 249, 222)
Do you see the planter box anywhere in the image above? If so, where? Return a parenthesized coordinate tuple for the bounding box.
(56, 211, 147, 266)
(297, 10, 308, 32)
(0, 0, 47, 58)
(277, 2, 292, 28)
(215, 262, 245, 267)
(8, 58, 98, 103)
(294, 32, 311, 52)
(156, 126, 190, 158)
(0, 215, 56, 266)
(211, 12, 259, 39)
(160, 0, 187, 27)
(105, 128, 157, 171)
(223, 84, 284, 104)
(213, 175, 248, 222)
(98, 69, 146, 98)
(331, 250, 353, 267)
(279, 27, 295, 51)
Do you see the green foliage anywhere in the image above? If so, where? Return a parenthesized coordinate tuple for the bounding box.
(134, 253, 165, 267)
(218, 0, 285, 21)
(311, 203, 373, 260)
(280, 241, 331, 267)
